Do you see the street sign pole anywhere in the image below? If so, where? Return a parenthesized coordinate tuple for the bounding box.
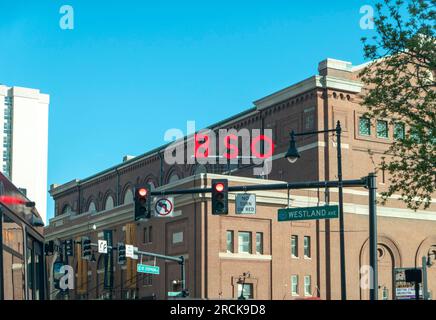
(368, 173, 378, 300)
(132, 248, 186, 296)
(180, 256, 186, 295)
(336, 121, 347, 300)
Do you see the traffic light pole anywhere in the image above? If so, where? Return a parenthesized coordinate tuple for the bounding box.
(85, 243, 187, 294)
(149, 174, 378, 300)
(133, 249, 186, 294)
(150, 177, 367, 196)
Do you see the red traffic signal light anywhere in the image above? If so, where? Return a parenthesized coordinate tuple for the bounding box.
(212, 179, 228, 215)
(135, 185, 151, 221)
(214, 183, 225, 192)
(138, 188, 148, 197)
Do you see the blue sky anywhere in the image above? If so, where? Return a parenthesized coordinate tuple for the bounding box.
(0, 1, 376, 219)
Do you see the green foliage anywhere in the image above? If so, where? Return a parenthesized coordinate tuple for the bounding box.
(360, 0, 435, 210)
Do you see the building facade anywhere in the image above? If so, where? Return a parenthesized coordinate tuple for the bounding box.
(0, 85, 50, 223)
(45, 58, 436, 300)
(0, 172, 45, 300)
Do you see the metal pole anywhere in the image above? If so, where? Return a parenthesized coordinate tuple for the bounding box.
(151, 178, 367, 196)
(180, 256, 186, 295)
(0, 207, 4, 300)
(159, 152, 164, 186)
(336, 121, 347, 300)
(368, 173, 378, 300)
(422, 256, 428, 300)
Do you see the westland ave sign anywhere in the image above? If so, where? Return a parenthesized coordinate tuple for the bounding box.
(137, 264, 160, 275)
(278, 205, 339, 222)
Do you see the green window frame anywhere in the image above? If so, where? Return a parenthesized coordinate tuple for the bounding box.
(394, 123, 405, 140)
(359, 117, 371, 136)
(376, 120, 389, 138)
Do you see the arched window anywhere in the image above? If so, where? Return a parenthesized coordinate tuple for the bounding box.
(146, 180, 157, 190)
(193, 164, 207, 176)
(168, 173, 180, 184)
(88, 201, 97, 213)
(104, 195, 114, 211)
(123, 189, 134, 204)
(62, 204, 73, 215)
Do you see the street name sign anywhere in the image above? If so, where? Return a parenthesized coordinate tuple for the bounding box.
(137, 264, 160, 275)
(168, 291, 183, 297)
(236, 194, 256, 214)
(278, 205, 339, 222)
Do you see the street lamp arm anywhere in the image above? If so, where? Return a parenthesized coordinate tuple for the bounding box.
(293, 128, 337, 137)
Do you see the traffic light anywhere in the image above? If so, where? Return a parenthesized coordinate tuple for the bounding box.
(82, 237, 92, 260)
(134, 185, 151, 221)
(118, 242, 126, 265)
(211, 179, 228, 215)
(65, 239, 74, 257)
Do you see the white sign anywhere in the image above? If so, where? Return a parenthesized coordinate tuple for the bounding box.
(98, 240, 107, 254)
(126, 244, 134, 258)
(154, 197, 174, 217)
(236, 194, 256, 214)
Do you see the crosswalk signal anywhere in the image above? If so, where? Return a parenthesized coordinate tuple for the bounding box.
(212, 179, 228, 215)
(135, 185, 151, 221)
(82, 237, 92, 260)
(118, 243, 126, 265)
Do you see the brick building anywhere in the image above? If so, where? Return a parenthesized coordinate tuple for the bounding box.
(44, 58, 436, 300)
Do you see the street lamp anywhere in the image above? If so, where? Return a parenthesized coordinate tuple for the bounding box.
(422, 249, 436, 300)
(285, 121, 349, 300)
(285, 131, 300, 164)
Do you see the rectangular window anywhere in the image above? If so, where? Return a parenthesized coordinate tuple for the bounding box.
(143, 228, 148, 244)
(148, 226, 153, 243)
(256, 232, 263, 255)
(237, 283, 253, 299)
(359, 117, 371, 136)
(303, 107, 316, 132)
(226, 231, 234, 253)
(376, 120, 389, 138)
(172, 231, 183, 244)
(143, 274, 152, 286)
(304, 236, 311, 258)
(394, 123, 405, 140)
(238, 232, 252, 254)
(291, 275, 299, 296)
(304, 275, 312, 296)
(291, 235, 298, 258)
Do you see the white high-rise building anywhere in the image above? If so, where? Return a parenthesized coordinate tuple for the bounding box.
(0, 85, 49, 223)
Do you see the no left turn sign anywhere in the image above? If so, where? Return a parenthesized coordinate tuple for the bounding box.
(154, 197, 174, 217)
